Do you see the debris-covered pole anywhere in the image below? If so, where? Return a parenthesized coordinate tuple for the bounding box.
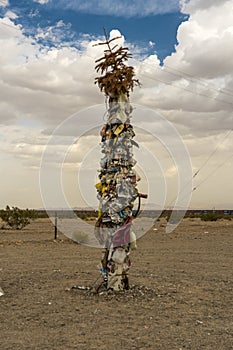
(94, 31, 145, 292)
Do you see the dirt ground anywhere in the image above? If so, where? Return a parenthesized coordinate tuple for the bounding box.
(0, 217, 233, 350)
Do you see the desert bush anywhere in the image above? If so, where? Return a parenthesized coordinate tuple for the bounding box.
(224, 215, 232, 221)
(35, 211, 49, 219)
(200, 212, 220, 221)
(0, 205, 37, 230)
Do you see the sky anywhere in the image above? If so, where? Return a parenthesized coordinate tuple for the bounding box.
(0, 0, 233, 210)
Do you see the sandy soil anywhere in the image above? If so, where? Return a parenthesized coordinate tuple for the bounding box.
(0, 217, 233, 350)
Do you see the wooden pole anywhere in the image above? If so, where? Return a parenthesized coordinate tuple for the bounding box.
(54, 211, 57, 240)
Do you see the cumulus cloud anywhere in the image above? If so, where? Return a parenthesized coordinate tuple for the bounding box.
(51, 0, 181, 17)
(135, 0, 233, 130)
(0, 17, 105, 128)
(1, 1, 233, 208)
(172, 1, 233, 78)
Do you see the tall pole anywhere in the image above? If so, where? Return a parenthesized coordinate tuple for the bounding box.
(54, 211, 57, 240)
(94, 32, 143, 292)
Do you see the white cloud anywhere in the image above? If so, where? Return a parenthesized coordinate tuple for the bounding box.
(35, 20, 75, 46)
(135, 0, 233, 116)
(53, 0, 180, 17)
(180, 0, 230, 13)
(5, 10, 18, 19)
(33, 0, 50, 4)
(0, 18, 105, 128)
(0, 0, 9, 7)
(170, 1, 233, 79)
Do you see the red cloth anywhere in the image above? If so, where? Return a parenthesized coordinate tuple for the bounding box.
(112, 217, 132, 247)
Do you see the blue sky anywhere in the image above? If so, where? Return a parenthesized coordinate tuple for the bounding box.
(0, 0, 233, 210)
(1, 0, 188, 62)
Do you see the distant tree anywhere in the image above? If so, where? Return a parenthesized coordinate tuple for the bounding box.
(0, 205, 37, 230)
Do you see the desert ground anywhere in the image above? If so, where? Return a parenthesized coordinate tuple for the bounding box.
(0, 217, 233, 350)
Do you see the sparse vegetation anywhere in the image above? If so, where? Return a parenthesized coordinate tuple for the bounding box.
(0, 205, 37, 230)
(200, 212, 232, 221)
(161, 210, 232, 222)
(200, 212, 220, 221)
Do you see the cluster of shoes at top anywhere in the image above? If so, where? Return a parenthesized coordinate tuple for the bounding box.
(95, 93, 140, 247)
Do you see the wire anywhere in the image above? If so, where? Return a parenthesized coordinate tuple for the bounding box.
(136, 54, 233, 103)
(166, 177, 193, 209)
(194, 152, 233, 191)
(141, 72, 233, 108)
(193, 128, 233, 177)
(138, 61, 233, 206)
(136, 55, 233, 99)
(163, 64, 233, 97)
(167, 128, 233, 208)
(167, 151, 233, 208)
